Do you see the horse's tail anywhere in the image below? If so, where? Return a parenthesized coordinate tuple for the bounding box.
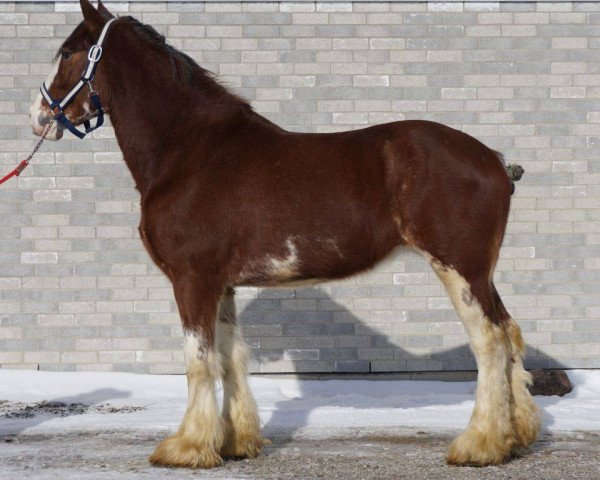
(494, 151, 524, 195)
(506, 163, 524, 182)
(506, 164, 524, 195)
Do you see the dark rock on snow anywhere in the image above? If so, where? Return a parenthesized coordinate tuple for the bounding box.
(528, 369, 573, 397)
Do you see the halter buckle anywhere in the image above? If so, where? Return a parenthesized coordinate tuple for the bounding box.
(87, 45, 103, 63)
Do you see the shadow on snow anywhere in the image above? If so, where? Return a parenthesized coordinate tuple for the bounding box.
(239, 288, 567, 446)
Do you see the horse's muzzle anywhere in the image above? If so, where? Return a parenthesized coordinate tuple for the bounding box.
(32, 114, 63, 140)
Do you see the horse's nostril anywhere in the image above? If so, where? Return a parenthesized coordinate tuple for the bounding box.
(37, 114, 51, 127)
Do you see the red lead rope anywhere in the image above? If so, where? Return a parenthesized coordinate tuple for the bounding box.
(0, 121, 54, 187)
(0, 159, 31, 185)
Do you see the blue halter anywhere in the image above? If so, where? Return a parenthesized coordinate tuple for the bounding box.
(40, 18, 116, 139)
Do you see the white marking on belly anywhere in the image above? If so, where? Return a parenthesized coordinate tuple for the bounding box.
(267, 237, 299, 279)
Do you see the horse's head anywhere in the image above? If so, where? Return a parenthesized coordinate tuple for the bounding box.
(30, 0, 114, 140)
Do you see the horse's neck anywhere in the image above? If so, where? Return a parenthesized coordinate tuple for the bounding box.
(102, 58, 240, 196)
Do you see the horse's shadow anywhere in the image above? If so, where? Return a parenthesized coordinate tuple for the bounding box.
(0, 388, 131, 437)
(238, 287, 568, 447)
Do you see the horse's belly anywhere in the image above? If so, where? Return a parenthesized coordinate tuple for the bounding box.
(232, 233, 400, 288)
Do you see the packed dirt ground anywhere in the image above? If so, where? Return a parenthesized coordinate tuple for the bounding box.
(1, 427, 599, 480)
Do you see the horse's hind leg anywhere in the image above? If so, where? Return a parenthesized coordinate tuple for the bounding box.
(491, 284, 541, 453)
(432, 263, 514, 466)
(149, 278, 224, 469)
(217, 287, 264, 458)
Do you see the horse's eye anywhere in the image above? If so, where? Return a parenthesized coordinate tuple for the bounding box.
(61, 51, 72, 60)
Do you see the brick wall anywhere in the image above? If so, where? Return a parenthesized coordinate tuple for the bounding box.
(0, 1, 599, 374)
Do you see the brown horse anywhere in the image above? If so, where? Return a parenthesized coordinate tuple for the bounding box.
(30, 0, 540, 469)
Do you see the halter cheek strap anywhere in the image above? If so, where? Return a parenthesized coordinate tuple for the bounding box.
(40, 17, 117, 139)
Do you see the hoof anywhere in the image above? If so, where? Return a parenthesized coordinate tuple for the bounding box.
(221, 433, 267, 459)
(149, 434, 223, 469)
(446, 428, 512, 467)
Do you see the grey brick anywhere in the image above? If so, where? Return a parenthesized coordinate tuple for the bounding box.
(284, 349, 319, 361)
(334, 361, 370, 373)
(243, 25, 279, 38)
(320, 348, 358, 361)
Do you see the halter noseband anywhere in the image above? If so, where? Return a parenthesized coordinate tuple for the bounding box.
(40, 18, 117, 139)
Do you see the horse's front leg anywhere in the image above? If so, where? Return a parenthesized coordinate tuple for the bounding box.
(217, 287, 265, 458)
(149, 277, 225, 469)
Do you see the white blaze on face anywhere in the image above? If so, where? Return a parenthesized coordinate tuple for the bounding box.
(29, 58, 63, 140)
(82, 101, 92, 116)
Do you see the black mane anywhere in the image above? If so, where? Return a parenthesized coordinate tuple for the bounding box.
(126, 16, 202, 86)
(125, 15, 240, 102)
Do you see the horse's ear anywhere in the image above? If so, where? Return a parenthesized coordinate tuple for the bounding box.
(97, 0, 114, 19)
(80, 0, 104, 33)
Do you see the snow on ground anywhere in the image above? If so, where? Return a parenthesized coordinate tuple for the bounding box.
(1, 369, 599, 437)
